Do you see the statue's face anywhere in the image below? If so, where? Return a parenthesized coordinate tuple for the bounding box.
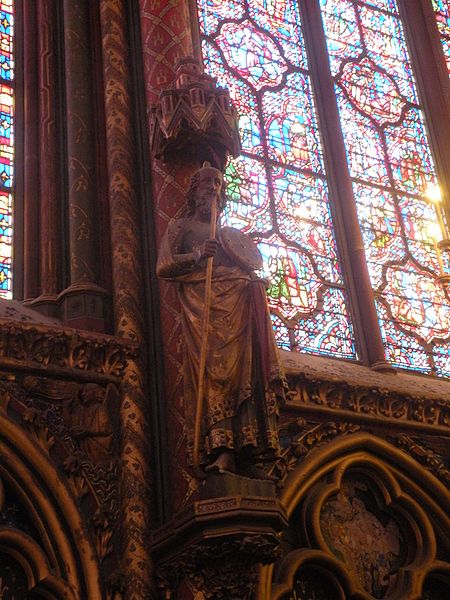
(194, 168, 223, 221)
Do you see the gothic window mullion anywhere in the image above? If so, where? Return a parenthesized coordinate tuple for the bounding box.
(299, 0, 390, 369)
(397, 0, 450, 227)
(430, 0, 450, 77)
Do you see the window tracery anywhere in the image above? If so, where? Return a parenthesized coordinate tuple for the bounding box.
(197, 0, 450, 376)
(199, 0, 357, 359)
(320, 0, 450, 374)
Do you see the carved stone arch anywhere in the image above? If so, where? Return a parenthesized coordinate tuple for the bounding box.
(421, 561, 450, 599)
(269, 549, 354, 599)
(0, 409, 102, 599)
(0, 528, 75, 598)
(259, 433, 450, 599)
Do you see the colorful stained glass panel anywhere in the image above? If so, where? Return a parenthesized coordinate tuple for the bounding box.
(0, 85, 12, 190)
(0, 8, 12, 81)
(432, 0, 450, 74)
(0, 0, 12, 299)
(199, 0, 356, 358)
(321, 0, 450, 375)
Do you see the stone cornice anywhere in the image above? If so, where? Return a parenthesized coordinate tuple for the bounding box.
(0, 320, 138, 382)
(282, 351, 450, 434)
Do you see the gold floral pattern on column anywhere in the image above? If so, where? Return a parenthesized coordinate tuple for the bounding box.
(100, 0, 154, 597)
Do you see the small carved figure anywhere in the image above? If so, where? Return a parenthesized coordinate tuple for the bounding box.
(157, 163, 285, 477)
(64, 383, 117, 463)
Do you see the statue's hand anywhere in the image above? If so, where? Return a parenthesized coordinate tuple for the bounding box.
(195, 239, 219, 262)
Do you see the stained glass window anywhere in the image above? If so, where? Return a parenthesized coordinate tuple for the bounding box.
(432, 0, 450, 74)
(0, 0, 13, 298)
(198, 0, 450, 377)
(198, 0, 357, 359)
(320, 0, 450, 375)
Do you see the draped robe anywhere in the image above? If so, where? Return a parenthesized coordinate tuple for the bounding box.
(157, 217, 285, 463)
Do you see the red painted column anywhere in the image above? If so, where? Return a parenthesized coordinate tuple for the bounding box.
(139, 0, 200, 515)
(22, 1, 39, 300)
(30, 0, 62, 315)
(63, 0, 97, 285)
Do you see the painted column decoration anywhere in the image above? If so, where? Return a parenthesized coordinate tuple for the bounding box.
(60, 0, 108, 331)
(139, 0, 198, 515)
(100, 1, 154, 598)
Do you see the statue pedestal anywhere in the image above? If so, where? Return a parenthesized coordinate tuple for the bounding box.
(199, 471, 277, 499)
(152, 473, 287, 599)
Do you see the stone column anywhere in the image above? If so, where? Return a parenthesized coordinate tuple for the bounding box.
(59, 0, 108, 331)
(139, 0, 198, 517)
(100, 1, 154, 598)
(22, 1, 39, 300)
(29, 0, 62, 316)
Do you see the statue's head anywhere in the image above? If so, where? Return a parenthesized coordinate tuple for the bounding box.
(186, 162, 227, 217)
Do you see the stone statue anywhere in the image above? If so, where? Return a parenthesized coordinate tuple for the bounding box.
(157, 164, 285, 477)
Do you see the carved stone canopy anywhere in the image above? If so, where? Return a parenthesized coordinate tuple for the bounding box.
(151, 57, 241, 169)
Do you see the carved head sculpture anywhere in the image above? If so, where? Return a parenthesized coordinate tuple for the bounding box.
(80, 383, 103, 405)
(186, 162, 227, 217)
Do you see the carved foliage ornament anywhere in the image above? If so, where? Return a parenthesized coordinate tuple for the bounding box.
(392, 433, 450, 486)
(286, 375, 450, 429)
(157, 535, 279, 600)
(269, 420, 361, 486)
(0, 321, 135, 376)
(2, 376, 121, 570)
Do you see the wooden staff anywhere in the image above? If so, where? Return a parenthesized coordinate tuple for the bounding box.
(192, 197, 218, 477)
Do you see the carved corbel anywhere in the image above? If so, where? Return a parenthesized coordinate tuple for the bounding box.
(152, 474, 287, 599)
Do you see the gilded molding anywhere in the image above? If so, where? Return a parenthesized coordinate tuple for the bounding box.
(271, 453, 449, 599)
(286, 374, 450, 430)
(0, 321, 135, 378)
(100, 0, 154, 597)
